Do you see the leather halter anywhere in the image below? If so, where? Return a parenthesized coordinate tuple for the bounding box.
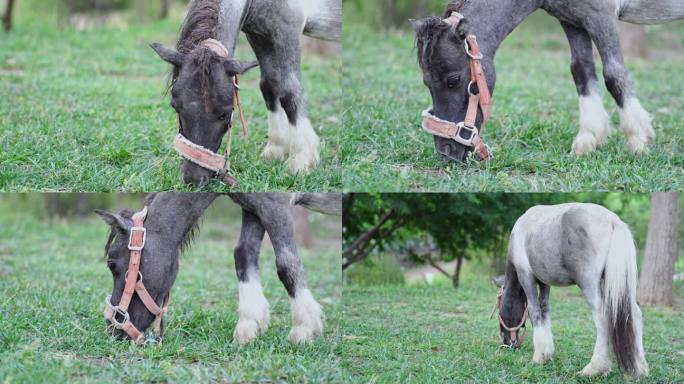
(493, 285, 528, 347)
(103, 206, 170, 345)
(172, 38, 248, 186)
(421, 12, 493, 161)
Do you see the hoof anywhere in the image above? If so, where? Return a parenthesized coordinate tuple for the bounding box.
(263, 142, 287, 161)
(532, 352, 552, 364)
(572, 132, 597, 155)
(288, 323, 322, 343)
(233, 318, 264, 345)
(286, 150, 320, 174)
(580, 362, 611, 377)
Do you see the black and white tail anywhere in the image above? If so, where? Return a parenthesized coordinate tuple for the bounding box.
(603, 221, 648, 377)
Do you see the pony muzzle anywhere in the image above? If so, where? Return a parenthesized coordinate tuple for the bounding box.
(173, 134, 238, 186)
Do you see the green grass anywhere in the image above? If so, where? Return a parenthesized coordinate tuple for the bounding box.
(340, 268, 684, 383)
(0, 196, 343, 383)
(0, 5, 341, 192)
(341, 13, 684, 192)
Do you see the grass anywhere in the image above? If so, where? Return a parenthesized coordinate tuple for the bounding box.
(0, 4, 341, 192)
(341, 12, 684, 192)
(340, 265, 684, 383)
(0, 195, 343, 383)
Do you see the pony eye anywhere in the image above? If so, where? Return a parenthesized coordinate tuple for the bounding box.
(106, 260, 116, 271)
(446, 75, 460, 88)
(217, 111, 232, 121)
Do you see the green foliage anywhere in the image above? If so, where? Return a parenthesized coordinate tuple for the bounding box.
(344, 193, 652, 272)
(346, 253, 405, 286)
(344, 0, 444, 29)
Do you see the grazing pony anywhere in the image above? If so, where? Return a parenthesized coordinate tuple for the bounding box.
(413, 0, 684, 162)
(96, 192, 341, 345)
(151, 0, 341, 185)
(493, 203, 648, 378)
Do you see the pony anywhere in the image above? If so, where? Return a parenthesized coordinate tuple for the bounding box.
(96, 192, 341, 345)
(493, 203, 648, 378)
(412, 0, 684, 162)
(151, 0, 341, 185)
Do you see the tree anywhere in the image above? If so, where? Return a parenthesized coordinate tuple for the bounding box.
(638, 192, 680, 306)
(159, 0, 170, 19)
(2, 0, 15, 32)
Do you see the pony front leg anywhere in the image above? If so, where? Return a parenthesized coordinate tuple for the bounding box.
(561, 22, 612, 155)
(532, 283, 555, 363)
(258, 206, 322, 343)
(585, 16, 654, 152)
(233, 210, 270, 345)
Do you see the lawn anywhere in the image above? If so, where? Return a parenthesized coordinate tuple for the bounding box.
(341, 12, 684, 192)
(340, 269, 684, 383)
(0, 195, 343, 383)
(0, 3, 341, 192)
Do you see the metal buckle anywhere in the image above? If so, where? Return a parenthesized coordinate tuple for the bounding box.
(110, 306, 130, 328)
(464, 38, 483, 60)
(452, 122, 478, 147)
(128, 227, 146, 251)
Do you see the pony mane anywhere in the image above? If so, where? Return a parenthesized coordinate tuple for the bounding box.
(415, 17, 452, 70)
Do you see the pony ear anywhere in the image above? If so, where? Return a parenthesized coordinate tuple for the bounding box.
(409, 18, 428, 35)
(449, 18, 469, 41)
(150, 43, 184, 67)
(95, 209, 130, 231)
(224, 60, 258, 76)
(491, 275, 506, 288)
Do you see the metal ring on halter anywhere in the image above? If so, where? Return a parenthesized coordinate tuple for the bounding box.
(110, 306, 130, 328)
(464, 39, 483, 60)
(125, 270, 143, 284)
(467, 81, 478, 96)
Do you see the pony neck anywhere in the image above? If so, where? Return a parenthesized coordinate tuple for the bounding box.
(216, 0, 251, 56)
(145, 193, 219, 248)
(461, 0, 541, 56)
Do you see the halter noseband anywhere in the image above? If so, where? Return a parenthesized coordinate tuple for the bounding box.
(172, 38, 248, 187)
(493, 285, 528, 347)
(103, 206, 170, 345)
(421, 12, 493, 161)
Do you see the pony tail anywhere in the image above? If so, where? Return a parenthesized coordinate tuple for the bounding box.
(603, 221, 647, 377)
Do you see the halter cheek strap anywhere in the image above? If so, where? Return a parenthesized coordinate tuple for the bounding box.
(421, 12, 493, 161)
(172, 38, 247, 187)
(103, 206, 170, 345)
(492, 285, 528, 347)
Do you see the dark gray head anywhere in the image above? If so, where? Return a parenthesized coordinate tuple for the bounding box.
(493, 276, 527, 348)
(95, 207, 181, 341)
(150, 43, 257, 186)
(411, 11, 492, 162)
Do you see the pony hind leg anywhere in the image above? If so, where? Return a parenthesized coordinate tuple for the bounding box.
(233, 210, 270, 345)
(584, 15, 654, 152)
(560, 21, 612, 155)
(256, 204, 322, 343)
(247, 29, 320, 174)
(580, 282, 612, 376)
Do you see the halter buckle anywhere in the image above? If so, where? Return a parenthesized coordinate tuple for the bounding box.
(452, 122, 478, 147)
(110, 307, 130, 328)
(128, 227, 146, 251)
(464, 38, 483, 60)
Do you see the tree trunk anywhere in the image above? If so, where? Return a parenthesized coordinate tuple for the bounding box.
(618, 22, 649, 59)
(451, 255, 464, 289)
(293, 206, 313, 249)
(638, 192, 679, 306)
(342, 209, 396, 270)
(3, 0, 15, 32)
(159, 0, 170, 19)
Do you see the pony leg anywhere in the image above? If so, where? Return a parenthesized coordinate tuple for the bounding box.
(584, 16, 654, 152)
(518, 272, 554, 363)
(560, 21, 612, 155)
(232, 209, 270, 345)
(247, 30, 320, 174)
(256, 204, 322, 343)
(580, 284, 612, 376)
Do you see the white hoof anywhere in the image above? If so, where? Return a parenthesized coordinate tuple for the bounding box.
(619, 98, 654, 153)
(580, 361, 611, 377)
(286, 150, 320, 174)
(572, 132, 598, 155)
(532, 351, 552, 364)
(288, 289, 323, 343)
(233, 319, 262, 345)
(232, 280, 270, 345)
(263, 142, 288, 161)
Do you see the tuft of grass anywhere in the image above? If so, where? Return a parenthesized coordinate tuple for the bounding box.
(345, 253, 406, 286)
(0, 6, 341, 192)
(341, 13, 684, 192)
(0, 196, 343, 382)
(340, 270, 684, 383)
